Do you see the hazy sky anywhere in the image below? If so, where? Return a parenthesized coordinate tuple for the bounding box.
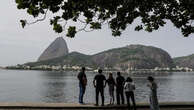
(0, 0, 194, 66)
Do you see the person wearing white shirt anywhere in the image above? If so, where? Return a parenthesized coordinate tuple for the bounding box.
(124, 77, 136, 110)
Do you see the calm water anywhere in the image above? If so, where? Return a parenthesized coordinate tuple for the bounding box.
(0, 69, 194, 103)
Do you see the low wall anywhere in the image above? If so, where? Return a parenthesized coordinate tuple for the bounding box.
(0, 102, 193, 109)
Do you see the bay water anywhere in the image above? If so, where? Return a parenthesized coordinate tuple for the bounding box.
(0, 69, 193, 103)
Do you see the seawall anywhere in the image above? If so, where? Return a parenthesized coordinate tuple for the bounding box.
(0, 102, 194, 110)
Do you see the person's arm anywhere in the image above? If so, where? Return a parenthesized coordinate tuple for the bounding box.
(147, 82, 152, 90)
(93, 80, 96, 88)
(113, 78, 116, 86)
(115, 77, 118, 86)
(124, 82, 127, 89)
(103, 76, 106, 88)
(122, 77, 125, 86)
(133, 83, 135, 90)
(93, 76, 96, 88)
(105, 79, 108, 87)
(77, 72, 81, 80)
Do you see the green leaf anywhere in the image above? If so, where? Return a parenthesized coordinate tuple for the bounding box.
(145, 26, 152, 32)
(112, 30, 121, 36)
(67, 26, 77, 38)
(53, 24, 63, 33)
(15, 0, 194, 37)
(20, 20, 26, 28)
(135, 25, 143, 31)
(90, 22, 101, 29)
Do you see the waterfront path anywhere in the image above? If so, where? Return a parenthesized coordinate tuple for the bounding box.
(0, 102, 194, 110)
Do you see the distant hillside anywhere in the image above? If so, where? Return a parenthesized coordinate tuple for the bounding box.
(174, 54, 194, 69)
(91, 45, 174, 70)
(26, 52, 92, 67)
(26, 45, 175, 70)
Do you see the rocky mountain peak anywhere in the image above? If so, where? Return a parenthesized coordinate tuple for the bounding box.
(37, 37, 69, 61)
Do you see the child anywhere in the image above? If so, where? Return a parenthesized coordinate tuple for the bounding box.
(124, 77, 136, 110)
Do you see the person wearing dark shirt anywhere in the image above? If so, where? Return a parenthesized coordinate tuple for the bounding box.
(77, 67, 87, 104)
(116, 72, 125, 105)
(147, 76, 159, 110)
(106, 73, 116, 105)
(93, 69, 106, 106)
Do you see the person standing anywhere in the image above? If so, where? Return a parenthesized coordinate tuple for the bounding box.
(147, 76, 160, 110)
(77, 67, 87, 104)
(116, 72, 125, 105)
(124, 77, 136, 110)
(106, 73, 116, 105)
(93, 69, 106, 106)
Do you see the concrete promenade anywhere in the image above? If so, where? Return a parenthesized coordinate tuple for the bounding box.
(0, 102, 194, 110)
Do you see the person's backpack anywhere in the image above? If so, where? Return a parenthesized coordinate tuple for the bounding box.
(82, 76, 87, 86)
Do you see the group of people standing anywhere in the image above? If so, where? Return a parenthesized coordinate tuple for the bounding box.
(77, 67, 159, 110)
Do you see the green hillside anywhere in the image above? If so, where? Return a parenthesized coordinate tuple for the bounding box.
(174, 54, 194, 69)
(26, 52, 92, 67)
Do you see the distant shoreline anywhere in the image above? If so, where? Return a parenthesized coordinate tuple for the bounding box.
(4, 68, 194, 75)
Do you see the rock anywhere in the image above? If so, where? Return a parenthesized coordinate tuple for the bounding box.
(37, 37, 69, 61)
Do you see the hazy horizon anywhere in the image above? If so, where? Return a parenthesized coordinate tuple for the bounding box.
(1, 0, 194, 66)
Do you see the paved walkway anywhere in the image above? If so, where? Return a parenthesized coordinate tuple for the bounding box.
(0, 102, 193, 110)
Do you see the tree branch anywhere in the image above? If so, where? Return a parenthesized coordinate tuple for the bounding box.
(26, 9, 48, 25)
(62, 21, 68, 30)
(77, 23, 88, 32)
(83, 29, 94, 32)
(78, 18, 87, 23)
(190, 20, 194, 26)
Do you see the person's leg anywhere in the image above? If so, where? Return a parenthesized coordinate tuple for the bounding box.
(112, 90, 115, 104)
(81, 86, 86, 103)
(125, 92, 130, 106)
(126, 92, 131, 110)
(109, 87, 112, 104)
(149, 95, 154, 110)
(116, 89, 120, 105)
(79, 84, 83, 103)
(153, 93, 159, 110)
(110, 89, 114, 104)
(128, 93, 131, 110)
(130, 92, 136, 110)
(96, 88, 99, 106)
(121, 89, 125, 104)
(100, 88, 105, 106)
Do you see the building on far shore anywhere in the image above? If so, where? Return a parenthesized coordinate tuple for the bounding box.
(5, 63, 193, 73)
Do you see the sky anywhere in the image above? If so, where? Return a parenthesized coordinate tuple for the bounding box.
(0, 0, 194, 67)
